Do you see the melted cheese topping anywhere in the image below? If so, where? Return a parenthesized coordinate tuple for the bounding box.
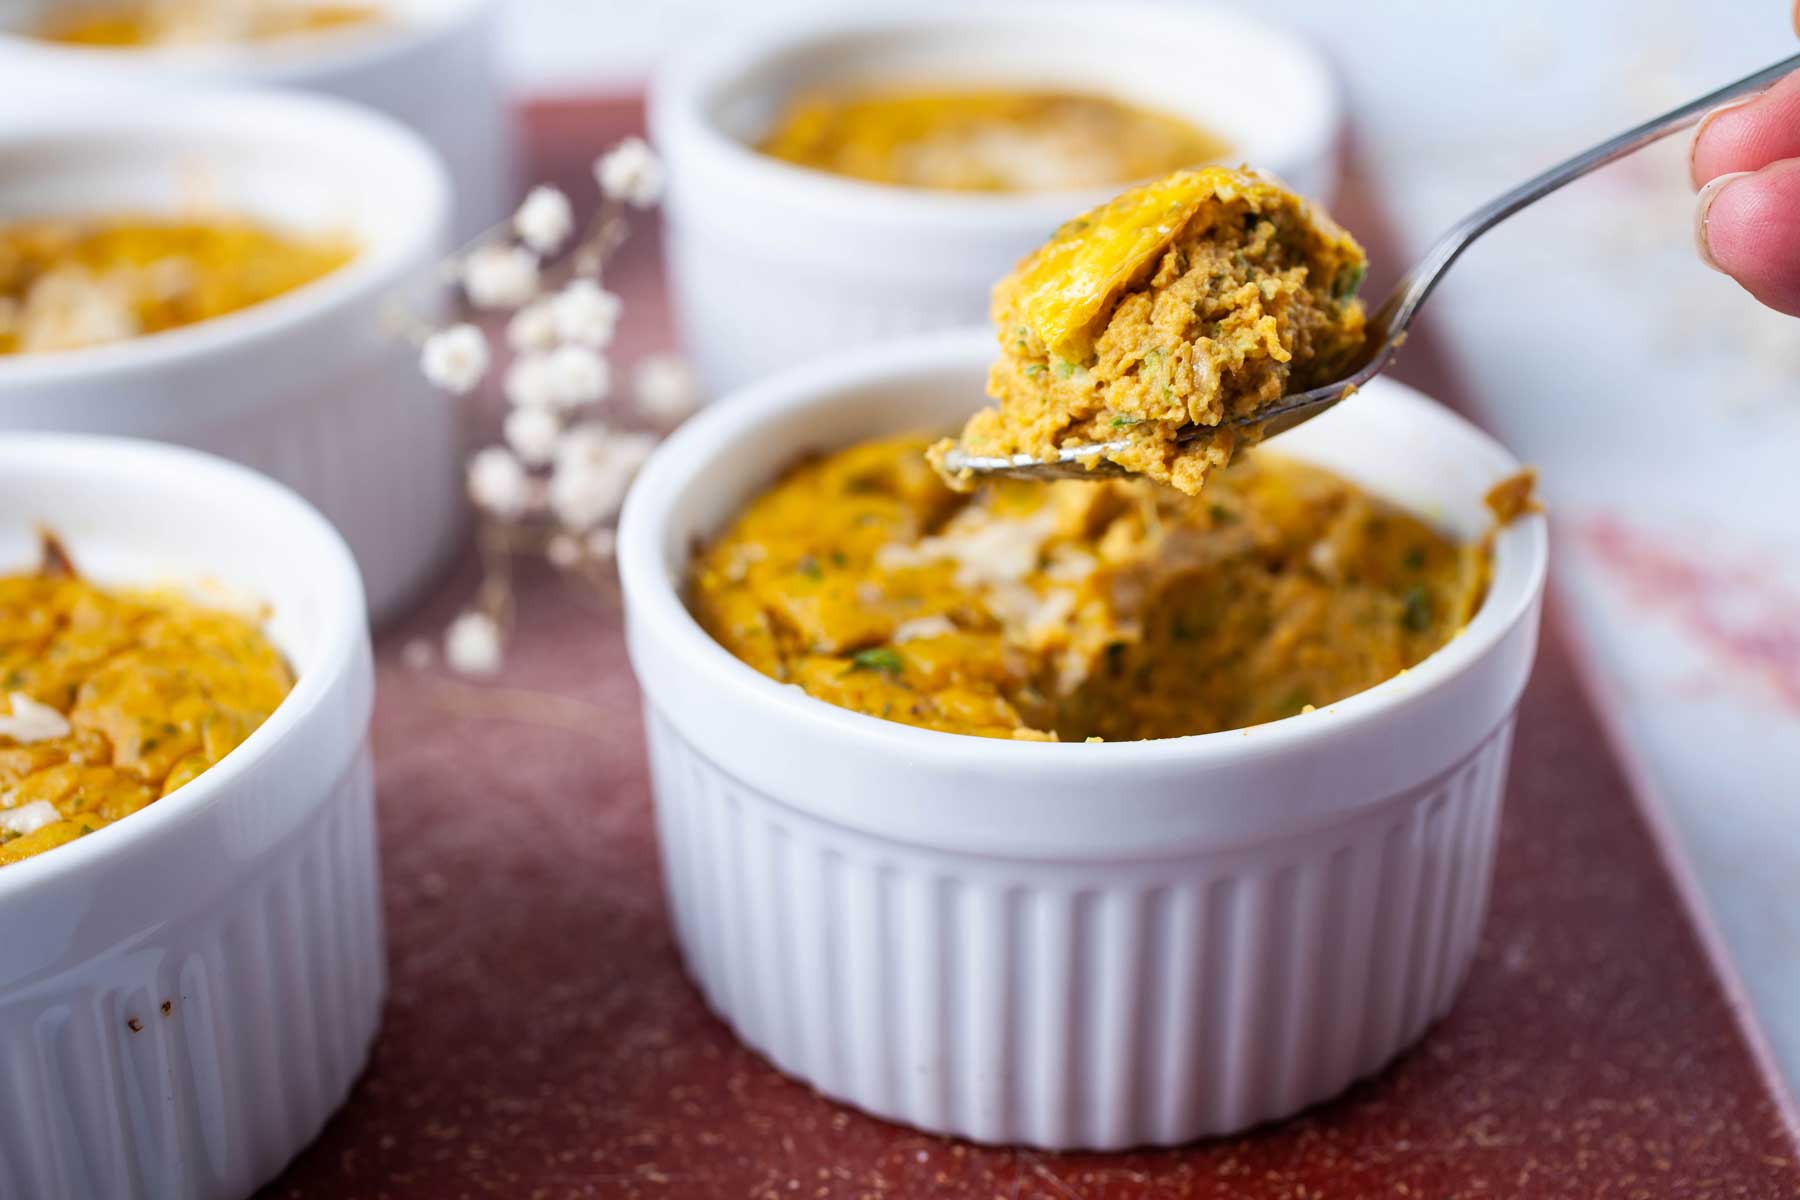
(0, 568, 293, 866)
(37, 0, 383, 47)
(758, 88, 1230, 194)
(934, 167, 1367, 495)
(689, 435, 1487, 742)
(0, 215, 353, 356)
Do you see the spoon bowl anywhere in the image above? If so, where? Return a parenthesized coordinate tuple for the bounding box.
(942, 49, 1800, 483)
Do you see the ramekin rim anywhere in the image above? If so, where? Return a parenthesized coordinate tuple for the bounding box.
(0, 88, 450, 388)
(0, 433, 368, 899)
(648, 0, 1343, 229)
(618, 330, 1549, 772)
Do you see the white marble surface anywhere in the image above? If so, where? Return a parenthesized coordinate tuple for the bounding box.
(501, 0, 1800, 1100)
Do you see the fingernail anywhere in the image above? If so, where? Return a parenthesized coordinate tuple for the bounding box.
(1689, 91, 1765, 179)
(1694, 171, 1754, 272)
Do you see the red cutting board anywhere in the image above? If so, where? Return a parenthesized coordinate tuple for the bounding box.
(259, 99, 1800, 1200)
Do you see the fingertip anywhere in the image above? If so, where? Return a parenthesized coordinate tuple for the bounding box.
(1693, 172, 1754, 271)
(1690, 71, 1800, 187)
(1697, 159, 1800, 316)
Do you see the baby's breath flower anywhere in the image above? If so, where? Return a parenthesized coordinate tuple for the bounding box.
(545, 345, 610, 409)
(633, 354, 700, 425)
(547, 424, 655, 530)
(546, 533, 583, 569)
(504, 352, 560, 409)
(596, 137, 665, 208)
(419, 323, 491, 395)
(505, 299, 559, 352)
(585, 527, 617, 561)
(548, 461, 629, 532)
(556, 424, 657, 479)
(461, 243, 540, 310)
(444, 611, 504, 677)
(550, 279, 622, 349)
(503, 405, 561, 467)
(467, 445, 531, 518)
(513, 185, 575, 255)
(401, 638, 434, 670)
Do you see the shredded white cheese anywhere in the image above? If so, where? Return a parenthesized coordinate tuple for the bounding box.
(876, 509, 1058, 589)
(0, 693, 70, 745)
(893, 615, 957, 644)
(0, 800, 62, 837)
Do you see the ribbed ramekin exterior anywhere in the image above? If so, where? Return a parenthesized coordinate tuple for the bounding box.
(180, 360, 464, 623)
(0, 747, 384, 1200)
(648, 707, 1514, 1149)
(665, 226, 996, 390)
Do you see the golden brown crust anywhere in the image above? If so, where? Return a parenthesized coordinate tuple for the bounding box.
(691, 436, 1484, 742)
(936, 167, 1367, 496)
(0, 561, 292, 866)
(758, 89, 1230, 193)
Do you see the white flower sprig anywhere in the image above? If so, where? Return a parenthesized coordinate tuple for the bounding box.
(404, 137, 704, 676)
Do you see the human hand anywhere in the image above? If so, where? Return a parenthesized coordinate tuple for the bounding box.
(1690, 3, 1800, 315)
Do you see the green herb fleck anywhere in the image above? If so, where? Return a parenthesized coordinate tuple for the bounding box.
(1023, 362, 1047, 378)
(830, 551, 849, 568)
(847, 647, 904, 676)
(1110, 414, 1142, 428)
(1142, 348, 1163, 372)
(1333, 262, 1367, 301)
(1400, 586, 1432, 633)
(1053, 360, 1078, 379)
(1209, 503, 1237, 525)
(1402, 546, 1426, 571)
(141, 738, 159, 753)
(795, 555, 823, 581)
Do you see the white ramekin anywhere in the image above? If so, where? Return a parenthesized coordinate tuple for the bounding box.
(618, 331, 1548, 1150)
(0, 433, 379, 1200)
(0, 0, 513, 240)
(650, 2, 1343, 392)
(0, 90, 460, 623)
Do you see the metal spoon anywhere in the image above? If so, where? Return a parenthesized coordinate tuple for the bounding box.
(940, 50, 1800, 483)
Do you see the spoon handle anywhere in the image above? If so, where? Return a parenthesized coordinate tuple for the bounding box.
(1382, 50, 1800, 341)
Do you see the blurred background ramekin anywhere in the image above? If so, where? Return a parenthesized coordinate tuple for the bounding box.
(0, 0, 514, 240)
(650, 2, 1343, 392)
(0, 90, 461, 622)
(617, 331, 1548, 1149)
(0, 433, 379, 1200)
